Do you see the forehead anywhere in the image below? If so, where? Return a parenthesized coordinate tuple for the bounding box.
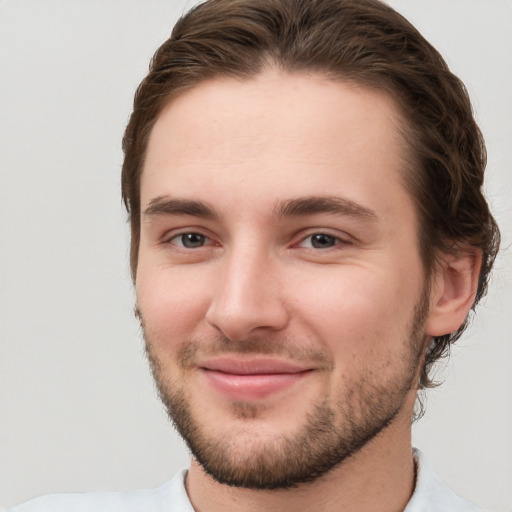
(142, 69, 411, 219)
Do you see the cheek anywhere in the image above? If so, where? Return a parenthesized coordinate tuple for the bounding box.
(136, 263, 213, 343)
(292, 265, 419, 358)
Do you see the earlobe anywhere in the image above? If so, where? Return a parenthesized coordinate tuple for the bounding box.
(425, 249, 482, 337)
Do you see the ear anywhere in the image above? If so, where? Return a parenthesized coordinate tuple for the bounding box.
(425, 248, 482, 337)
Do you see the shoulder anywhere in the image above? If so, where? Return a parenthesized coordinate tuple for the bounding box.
(405, 449, 486, 512)
(5, 470, 194, 512)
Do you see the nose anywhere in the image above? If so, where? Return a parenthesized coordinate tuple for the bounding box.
(205, 246, 289, 341)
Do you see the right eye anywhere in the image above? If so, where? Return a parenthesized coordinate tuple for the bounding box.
(169, 232, 211, 249)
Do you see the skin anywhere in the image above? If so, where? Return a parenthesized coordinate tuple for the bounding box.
(135, 69, 479, 512)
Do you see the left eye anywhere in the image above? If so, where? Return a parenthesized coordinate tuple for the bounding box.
(300, 233, 340, 249)
(171, 232, 210, 248)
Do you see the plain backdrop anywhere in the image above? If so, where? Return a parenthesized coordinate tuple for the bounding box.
(0, 1, 511, 510)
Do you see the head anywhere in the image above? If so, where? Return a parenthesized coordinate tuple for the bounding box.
(122, 0, 499, 488)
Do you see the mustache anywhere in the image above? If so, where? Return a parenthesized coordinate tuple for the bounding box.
(136, 306, 333, 371)
(176, 336, 333, 371)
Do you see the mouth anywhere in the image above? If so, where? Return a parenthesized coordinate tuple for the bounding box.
(198, 357, 314, 401)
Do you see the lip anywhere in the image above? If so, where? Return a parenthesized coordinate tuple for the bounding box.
(199, 357, 313, 401)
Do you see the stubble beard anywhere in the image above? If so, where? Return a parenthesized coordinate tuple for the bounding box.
(141, 290, 429, 490)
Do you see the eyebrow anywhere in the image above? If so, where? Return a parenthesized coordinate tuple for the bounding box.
(143, 196, 219, 219)
(274, 196, 378, 221)
(142, 195, 377, 222)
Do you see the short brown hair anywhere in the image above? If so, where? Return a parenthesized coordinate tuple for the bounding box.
(122, 0, 500, 389)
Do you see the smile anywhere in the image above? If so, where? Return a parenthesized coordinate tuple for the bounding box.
(199, 357, 314, 401)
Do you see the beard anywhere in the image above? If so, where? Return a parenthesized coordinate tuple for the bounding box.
(140, 289, 429, 490)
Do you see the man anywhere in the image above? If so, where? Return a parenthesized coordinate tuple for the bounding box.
(8, 0, 500, 510)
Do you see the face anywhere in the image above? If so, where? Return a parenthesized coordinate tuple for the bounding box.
(136, 70, 430, 489)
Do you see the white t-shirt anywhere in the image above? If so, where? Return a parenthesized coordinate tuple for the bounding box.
(6, 449, 484, 512)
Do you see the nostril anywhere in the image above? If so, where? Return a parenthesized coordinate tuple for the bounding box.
(205, 296, 289, 342)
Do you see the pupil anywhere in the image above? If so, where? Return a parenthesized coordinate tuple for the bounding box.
(182, 233, 205, 248)
(312, 234, 335, 248)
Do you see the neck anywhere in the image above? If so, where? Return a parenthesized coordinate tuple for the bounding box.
(185, 406, 416, 512)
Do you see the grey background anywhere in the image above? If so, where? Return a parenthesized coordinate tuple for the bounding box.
(1, 1, 510, 510)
